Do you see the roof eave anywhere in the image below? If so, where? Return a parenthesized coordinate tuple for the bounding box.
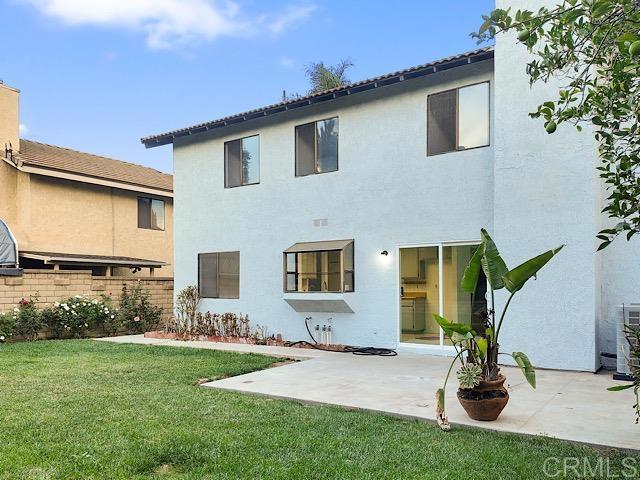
(17, 162, 174, 197)
(141, 47, 494, 149)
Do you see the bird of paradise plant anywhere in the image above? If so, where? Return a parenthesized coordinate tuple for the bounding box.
(435, 229, 564, 430)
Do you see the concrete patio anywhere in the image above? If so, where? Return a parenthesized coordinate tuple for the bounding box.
(100, 335, 638, 450)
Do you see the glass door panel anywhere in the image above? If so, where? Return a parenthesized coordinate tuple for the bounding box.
(399, 246, 439, 345)
(400, 243, 486, 347)
(442, 245, 487, 345)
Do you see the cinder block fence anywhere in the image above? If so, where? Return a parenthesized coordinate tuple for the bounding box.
(0, 270, 173, 318)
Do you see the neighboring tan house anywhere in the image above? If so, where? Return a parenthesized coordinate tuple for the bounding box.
(0, 82, 173, 276)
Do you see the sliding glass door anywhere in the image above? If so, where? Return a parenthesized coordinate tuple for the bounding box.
(399, 243, 487, 347)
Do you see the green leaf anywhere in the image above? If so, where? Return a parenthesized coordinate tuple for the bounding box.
(513, 351, 536, 388)
(480, 229, 509, 290)
(607, 384, 634, 391)
(460, 244, 484, 293)
(502, 245, 564, 293)
(433, 314, 474, 338)
(475, 336, 488, 359)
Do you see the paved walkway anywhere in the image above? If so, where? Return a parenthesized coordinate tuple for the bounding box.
(100, 335, 638, 450)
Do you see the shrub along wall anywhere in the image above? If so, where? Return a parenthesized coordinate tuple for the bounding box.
(0, 269, 173, 319)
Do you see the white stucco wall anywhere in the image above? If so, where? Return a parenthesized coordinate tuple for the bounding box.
(493, 0, 600, 371)
(173, 61, 494, 350)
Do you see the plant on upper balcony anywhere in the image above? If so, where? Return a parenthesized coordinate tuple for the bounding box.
(608, 325, 640, 424)
(435, 229, 563, 430)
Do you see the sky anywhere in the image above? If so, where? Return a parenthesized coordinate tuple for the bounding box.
(1, 0, 495, 174)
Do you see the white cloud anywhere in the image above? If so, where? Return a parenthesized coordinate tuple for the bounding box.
(265, 4, 316, 34)
(20, 0, 315, 49)
(19, 124, 29, 136)
(280, 57, 295, 68)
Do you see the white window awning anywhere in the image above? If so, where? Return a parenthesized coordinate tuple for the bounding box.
(284, 239, 353, 254)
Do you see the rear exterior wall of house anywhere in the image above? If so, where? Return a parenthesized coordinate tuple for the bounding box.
(171, 0, 640, 371)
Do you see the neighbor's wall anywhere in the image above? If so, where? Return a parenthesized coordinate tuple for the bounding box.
(0, 83, 19, 152)
(173, 60, 495, 350)
(0, 160, 18, 230)
(8, 174, 174, 276)
(494, 0, 600, 371)
(0, 269, 173, 317)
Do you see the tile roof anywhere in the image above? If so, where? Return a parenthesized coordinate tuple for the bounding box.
(142, 47, 494, 148)
(18, 139, 173, 192)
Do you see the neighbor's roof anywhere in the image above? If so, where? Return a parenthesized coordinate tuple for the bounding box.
(20, 251, 167, 268)
(141, 47, 494, 148)
(17, 139, 173, 193)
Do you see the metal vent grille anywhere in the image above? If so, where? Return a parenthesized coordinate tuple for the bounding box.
(618, 305, 640, 376)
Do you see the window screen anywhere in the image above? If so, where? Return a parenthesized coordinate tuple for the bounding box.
(199, 251, 240, 298)
(138, 197, 151, 229)
(427, 90, 457, 156)
(225, 136, 259, 188)
(295, 122, 316, 176)
(295, 117, 338, 176)
(138, 197, 165, 230)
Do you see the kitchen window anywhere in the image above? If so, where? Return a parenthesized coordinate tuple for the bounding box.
(199, 251, 240, 298)
(295, 117, 339, 176)
(137, 197, 165, 230)
(427, 82, 490, 156)
(225, 135, 260, 188)
(284, 240, 354, 292)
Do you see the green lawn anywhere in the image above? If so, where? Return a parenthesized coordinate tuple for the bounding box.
(0, 341, 635, 479)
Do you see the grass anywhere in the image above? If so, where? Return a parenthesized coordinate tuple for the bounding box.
(0, 340, 636, 480)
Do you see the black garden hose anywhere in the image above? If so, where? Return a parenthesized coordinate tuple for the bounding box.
(284, 318, 397, 357)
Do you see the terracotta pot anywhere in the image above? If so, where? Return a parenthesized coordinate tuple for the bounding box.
(457, 375, 509, 421)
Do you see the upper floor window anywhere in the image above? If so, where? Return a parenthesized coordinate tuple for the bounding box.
(295, 117, 339, 176)
(284, 240, 354, 293)
(427, 82, 490, 156)
(137, 197, 165, 230)
(199, 251, 240, 298)
(225, 135, 260, 188)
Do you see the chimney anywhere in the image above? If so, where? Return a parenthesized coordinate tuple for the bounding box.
(0, 81, 20, 158)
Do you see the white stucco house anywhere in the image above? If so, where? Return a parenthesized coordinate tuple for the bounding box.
(142, 6, 638, 373)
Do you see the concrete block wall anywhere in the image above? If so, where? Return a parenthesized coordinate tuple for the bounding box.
(0, 269, 173, 318)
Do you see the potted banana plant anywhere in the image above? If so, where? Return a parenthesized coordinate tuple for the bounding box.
(435, 229, 563, 430)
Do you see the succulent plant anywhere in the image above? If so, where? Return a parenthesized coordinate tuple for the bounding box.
(457, 363, 483, 390)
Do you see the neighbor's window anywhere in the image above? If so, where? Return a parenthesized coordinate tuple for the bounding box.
(295, 117, 339, 176)
(225, 135, 260, 188)
(284, 240, 354, 292)
(427, 82, 489, 155)
(137, 197, 165, 230)
(199, 251, 240, 298)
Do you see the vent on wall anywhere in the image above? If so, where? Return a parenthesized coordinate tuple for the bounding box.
(616, 304, 640, 380)
(313, 218, 328, 227)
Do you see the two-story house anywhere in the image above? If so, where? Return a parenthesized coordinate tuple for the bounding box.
(141, 6, 639, 372)
(0, 82, 173, 276)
